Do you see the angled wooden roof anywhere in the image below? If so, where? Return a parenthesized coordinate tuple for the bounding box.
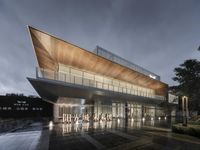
(28, 26, 168, 96)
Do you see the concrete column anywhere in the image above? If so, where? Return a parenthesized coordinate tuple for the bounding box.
(141, 105, 144, 118)
(53, 104, 59, 122)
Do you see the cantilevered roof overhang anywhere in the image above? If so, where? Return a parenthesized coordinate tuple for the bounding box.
(28, 26, 168, 96)
(28, 77, 163, 106)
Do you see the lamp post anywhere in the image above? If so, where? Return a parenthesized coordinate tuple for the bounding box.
(182, 96, 188, 126)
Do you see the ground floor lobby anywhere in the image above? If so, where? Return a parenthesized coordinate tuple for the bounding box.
(53, 97, 170, 123)
(0, 118, 200, 150)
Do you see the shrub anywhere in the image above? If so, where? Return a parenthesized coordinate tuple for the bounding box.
(172, 124, 200, 138)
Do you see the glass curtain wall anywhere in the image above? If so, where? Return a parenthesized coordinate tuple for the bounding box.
(57, 64, 156, 99)
(94, 100, 112, 121)
(112, 102, 125, 118)
(127, 103, 142, 120)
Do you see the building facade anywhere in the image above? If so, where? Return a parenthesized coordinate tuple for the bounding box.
(28, 26, 169, 123)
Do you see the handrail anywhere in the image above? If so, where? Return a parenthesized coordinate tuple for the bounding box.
(36, 67, 166, 101)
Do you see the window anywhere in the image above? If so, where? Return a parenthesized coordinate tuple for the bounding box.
(71, 68, 82, 77)
(95, 75, 103, 82)
(113, 80, 119, 86)
(59, 63, 70, 73)
(83, 72, 94, 80)
(104, 77, 112, 85)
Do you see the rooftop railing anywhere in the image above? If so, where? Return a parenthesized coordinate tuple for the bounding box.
(94, 46, 160, 80)
(36, 67, 165, 101)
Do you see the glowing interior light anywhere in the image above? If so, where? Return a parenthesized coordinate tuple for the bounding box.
(151, 117, 154, 121)
(142, 117, 145, 121)
(164, 116, 167, 120)
(49, 121, 53, 130)
(149, 74, 156, 79)
(117, 118, 120, 123)
(131, 118, 134, 121)
(76, 120, 79, 125)
(158, 117, 161, 120)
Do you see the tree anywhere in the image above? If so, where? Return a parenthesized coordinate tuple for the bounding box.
(172, 59, 200, 114)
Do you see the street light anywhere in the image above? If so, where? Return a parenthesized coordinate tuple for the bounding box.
(182, 96, 188, 126)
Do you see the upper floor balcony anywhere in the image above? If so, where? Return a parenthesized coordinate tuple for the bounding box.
(36, 67, 166, 101)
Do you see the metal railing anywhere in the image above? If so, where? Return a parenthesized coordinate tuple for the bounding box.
(94, 46, 160, 80)
(36, 67, 165, 101)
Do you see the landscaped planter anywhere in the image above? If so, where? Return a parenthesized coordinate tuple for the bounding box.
(172, 124, 200, 138)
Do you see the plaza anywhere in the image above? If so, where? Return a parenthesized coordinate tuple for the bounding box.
(0, 119, 200, 150)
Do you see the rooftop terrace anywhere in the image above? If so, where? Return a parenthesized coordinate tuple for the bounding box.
(94, 46, 160, 81)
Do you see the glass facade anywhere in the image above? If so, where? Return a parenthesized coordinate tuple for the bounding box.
(37, 64, 165, 100)
(55, 99, 160, 123)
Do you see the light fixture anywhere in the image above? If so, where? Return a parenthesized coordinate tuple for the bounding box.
(142, 117, 145, 121)
(117, 118, 120, 123)
(49, 121, 53, 130)
(76, 120, 79, 125)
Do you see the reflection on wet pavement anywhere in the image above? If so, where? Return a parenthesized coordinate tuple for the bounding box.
(48, 119, 200, 150)
(0, 119, 200, 150)
(0, 122, 42, 150)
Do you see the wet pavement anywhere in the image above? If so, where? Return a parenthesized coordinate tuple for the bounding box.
(0, 122, 42, 150)
(0, 119, 200, 150)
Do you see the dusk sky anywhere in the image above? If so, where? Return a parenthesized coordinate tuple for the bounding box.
(0, 0, 200, 96)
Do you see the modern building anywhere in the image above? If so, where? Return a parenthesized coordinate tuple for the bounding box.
(27, 26, 169, 123)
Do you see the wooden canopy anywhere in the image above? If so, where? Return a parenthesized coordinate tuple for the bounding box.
(28, 26, 168, 96)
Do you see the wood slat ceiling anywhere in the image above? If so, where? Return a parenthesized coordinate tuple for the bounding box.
(28, 26, 168, 96)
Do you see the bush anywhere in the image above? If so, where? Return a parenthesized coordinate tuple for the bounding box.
(172, 124, 200, 138)
(189, 115, 200, 125)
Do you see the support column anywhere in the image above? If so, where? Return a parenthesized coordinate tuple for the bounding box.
(182, 96, 188, 126)
(53, 104, 59, 122)
(141, 105, 144, 118)
(125, 102, 128, 128)
(91, 100, 95, 121)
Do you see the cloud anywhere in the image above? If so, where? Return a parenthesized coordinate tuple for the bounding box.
(0, 0, 200, 96)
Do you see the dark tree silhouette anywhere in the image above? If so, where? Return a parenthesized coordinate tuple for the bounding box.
(172, 59, 200, 114)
